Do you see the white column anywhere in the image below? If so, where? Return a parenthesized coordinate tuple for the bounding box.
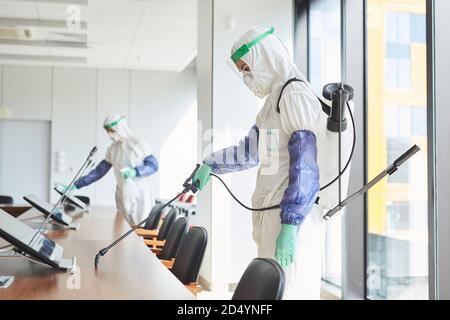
(197, 0, 294, 290)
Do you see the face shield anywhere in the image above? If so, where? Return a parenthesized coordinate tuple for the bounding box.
(226, 27, 275, 83)
(104, 116, 125, 132)
(104, 116, 125, 142)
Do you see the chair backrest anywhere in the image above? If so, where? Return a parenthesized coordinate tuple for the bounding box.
(232, 258, 285, 300)
(144, 203, 164, 230)
(157, 216, 188, 261)
(171, 226, 207, 284)
(75, 195, 90, 206)
(157, 208, 178, 241)
(0, 195, 14, 205)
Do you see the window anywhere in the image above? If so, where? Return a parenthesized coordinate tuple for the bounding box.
(384, 11, 425, 91)
(387, 138, 410, 183)
(309, 0, 342, 94)
(308, 0, 342, 290)
(385, 12, 410, 90)
(387, 202, 410, 233)
(367, 0, 428, 300)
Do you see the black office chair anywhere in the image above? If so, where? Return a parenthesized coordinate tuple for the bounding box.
(154, 216, 188, 260)
(136, 207, 178, 240)
(232, 258, 285, 300)
(0, 195, 14, 205)
(143, 203, 164, 231)
(156, 208, 178, 240)
(169, 226, 207, 296)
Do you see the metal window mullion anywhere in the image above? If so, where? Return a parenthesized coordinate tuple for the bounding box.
(426, 0, 437, 301)
(342, 0, 366, 300)
(433, 0, 450, 301)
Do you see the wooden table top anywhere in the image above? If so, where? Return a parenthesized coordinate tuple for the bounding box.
(0, 206, 193, 300)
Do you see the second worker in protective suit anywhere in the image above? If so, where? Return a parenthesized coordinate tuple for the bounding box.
(193, 26, 353, 299)
(61, 113, 159, 226)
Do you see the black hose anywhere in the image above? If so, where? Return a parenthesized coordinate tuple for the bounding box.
(320, 102, 356, 191)
(211, 173, 281, 211)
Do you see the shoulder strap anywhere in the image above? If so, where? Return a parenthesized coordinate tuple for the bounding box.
(276, 78, 331, 116)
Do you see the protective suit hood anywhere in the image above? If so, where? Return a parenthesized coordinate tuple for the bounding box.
(104, 113, 133, 141)
(231, 26, 308, 98)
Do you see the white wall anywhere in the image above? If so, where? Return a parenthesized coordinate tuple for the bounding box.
(197, 0, 294, 288)
(0, 64, 197, 208)
(0, 120, 51, 203)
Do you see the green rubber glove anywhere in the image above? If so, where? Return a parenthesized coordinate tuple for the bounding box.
(192, 164, 212, 191)
(121, 168, 137, 179)
(275, 224, 298, 268)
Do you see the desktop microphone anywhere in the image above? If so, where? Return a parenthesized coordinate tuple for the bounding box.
(88, 146, 98, 159)
(28, 146, 98, 247)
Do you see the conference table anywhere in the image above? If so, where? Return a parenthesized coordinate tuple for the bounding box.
(0, 206, 194, 300)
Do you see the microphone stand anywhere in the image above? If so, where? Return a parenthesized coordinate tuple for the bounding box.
(94, 164, 201, 268)
(28, 147, 98, 247)
(64, 161, 96, 201)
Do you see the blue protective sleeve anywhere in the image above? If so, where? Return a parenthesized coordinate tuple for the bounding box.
(75, 160, 112, 188)
(204, 125, 259, 174)
(135, 155, 159, 177)
(280, 130, 320, 226)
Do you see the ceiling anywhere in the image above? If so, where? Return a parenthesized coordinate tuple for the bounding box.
(0, 0, 197, 71)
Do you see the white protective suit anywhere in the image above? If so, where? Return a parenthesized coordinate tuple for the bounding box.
(104, 114, 156, 226)
(233, 27, 354, 299)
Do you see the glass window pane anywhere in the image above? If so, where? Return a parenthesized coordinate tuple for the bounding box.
(411, 14, 426, 43)
(398, 13, 411, 44)
(387, 138, 410, 183)
(309, 0, 341, 95)
(309, 0, 342, 290)
(386, 44, 411, 59)
(411, 108, 427, 137)
(385, 12, 398, 43)
(385, 58, 398, 89)
(398, 59, 412, 89)
(367, 0, 428, 300)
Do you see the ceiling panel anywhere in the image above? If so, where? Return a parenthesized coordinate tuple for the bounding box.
(88, 11, 141, 29)
(0, 0, 198, 71)
(35, 3, 88, 22)
(137, 16, 196, 35)
(0, 1, 37, 19)
(0, 44, 50, 55)
(134, 27, 196, 41)
(143, 2, 197, 18)
(88, 23, 135, 46)
(89, 0, 147, 15)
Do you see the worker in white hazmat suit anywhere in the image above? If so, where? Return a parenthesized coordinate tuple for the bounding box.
(193, 26, 353, 299)
(60, 114, 159, 226)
